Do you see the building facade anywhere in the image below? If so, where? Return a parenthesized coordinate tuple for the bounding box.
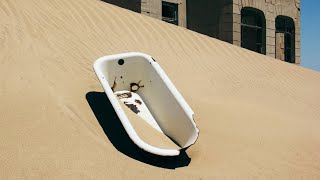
(102, 0, 301, 64)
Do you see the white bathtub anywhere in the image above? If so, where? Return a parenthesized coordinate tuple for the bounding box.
(93, 52, 199, 156)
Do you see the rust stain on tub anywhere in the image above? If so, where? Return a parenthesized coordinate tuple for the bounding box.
(116, 92, 132, 99)
(111, 77, 117, 92)
(134, 99, 142, 105)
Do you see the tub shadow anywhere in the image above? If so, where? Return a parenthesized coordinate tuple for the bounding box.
(86, 91, 191, 169)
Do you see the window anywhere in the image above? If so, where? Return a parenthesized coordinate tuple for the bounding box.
(241, 7, 266, 54)
(276, 16, 295, 63)
(162, 1, 178, 25)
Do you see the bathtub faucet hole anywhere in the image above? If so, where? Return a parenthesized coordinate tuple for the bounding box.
(130, 80, 144, 92)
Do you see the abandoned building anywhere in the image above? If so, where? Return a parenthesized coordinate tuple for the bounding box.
(102, 0, 301, 64)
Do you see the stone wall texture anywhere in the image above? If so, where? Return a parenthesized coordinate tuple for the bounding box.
(141, 0, 186, 28)
(231, 0, 300, 63)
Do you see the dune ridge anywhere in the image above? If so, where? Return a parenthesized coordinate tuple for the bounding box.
(0, 0, 320, 179)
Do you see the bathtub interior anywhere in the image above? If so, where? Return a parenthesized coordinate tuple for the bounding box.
(99, 55, 198, 148)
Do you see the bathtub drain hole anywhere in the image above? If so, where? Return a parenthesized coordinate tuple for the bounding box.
(118, 59, 124, 65)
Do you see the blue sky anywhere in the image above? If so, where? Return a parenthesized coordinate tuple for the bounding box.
(300, 1, 320, 71)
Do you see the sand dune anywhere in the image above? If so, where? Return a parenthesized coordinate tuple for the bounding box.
(1, 0, 320, 178)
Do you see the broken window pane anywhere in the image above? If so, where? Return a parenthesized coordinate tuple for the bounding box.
(162, 1, 178, 25)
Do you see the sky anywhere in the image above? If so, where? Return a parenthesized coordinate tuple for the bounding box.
(300, 1, 320, 71)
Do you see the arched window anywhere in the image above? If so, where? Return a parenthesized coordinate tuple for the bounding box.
(275, 16, 295, 63)
(241, 7, 266, 54)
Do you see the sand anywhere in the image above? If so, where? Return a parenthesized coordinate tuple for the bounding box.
(0, 0, 320, 179)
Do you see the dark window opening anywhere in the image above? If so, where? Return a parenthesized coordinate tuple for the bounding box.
(241, 7, 266, 54)
(276, 16, 295, 63)
(162, 1, 178, 25)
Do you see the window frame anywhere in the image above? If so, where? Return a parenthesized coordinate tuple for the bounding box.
(241, 7, 266, 55)
(275, 16, 295, 63)
(162, 1, 179, 25)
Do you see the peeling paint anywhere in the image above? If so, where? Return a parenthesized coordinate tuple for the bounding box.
(124, 101, 140, 114)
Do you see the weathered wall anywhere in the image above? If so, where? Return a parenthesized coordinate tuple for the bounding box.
(186, 0, 235, 43)
(141, 0, 161, 19)
(141, 0, 186, 27)
(100, 0, 300, 63)
(232, 0, 301, 63)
